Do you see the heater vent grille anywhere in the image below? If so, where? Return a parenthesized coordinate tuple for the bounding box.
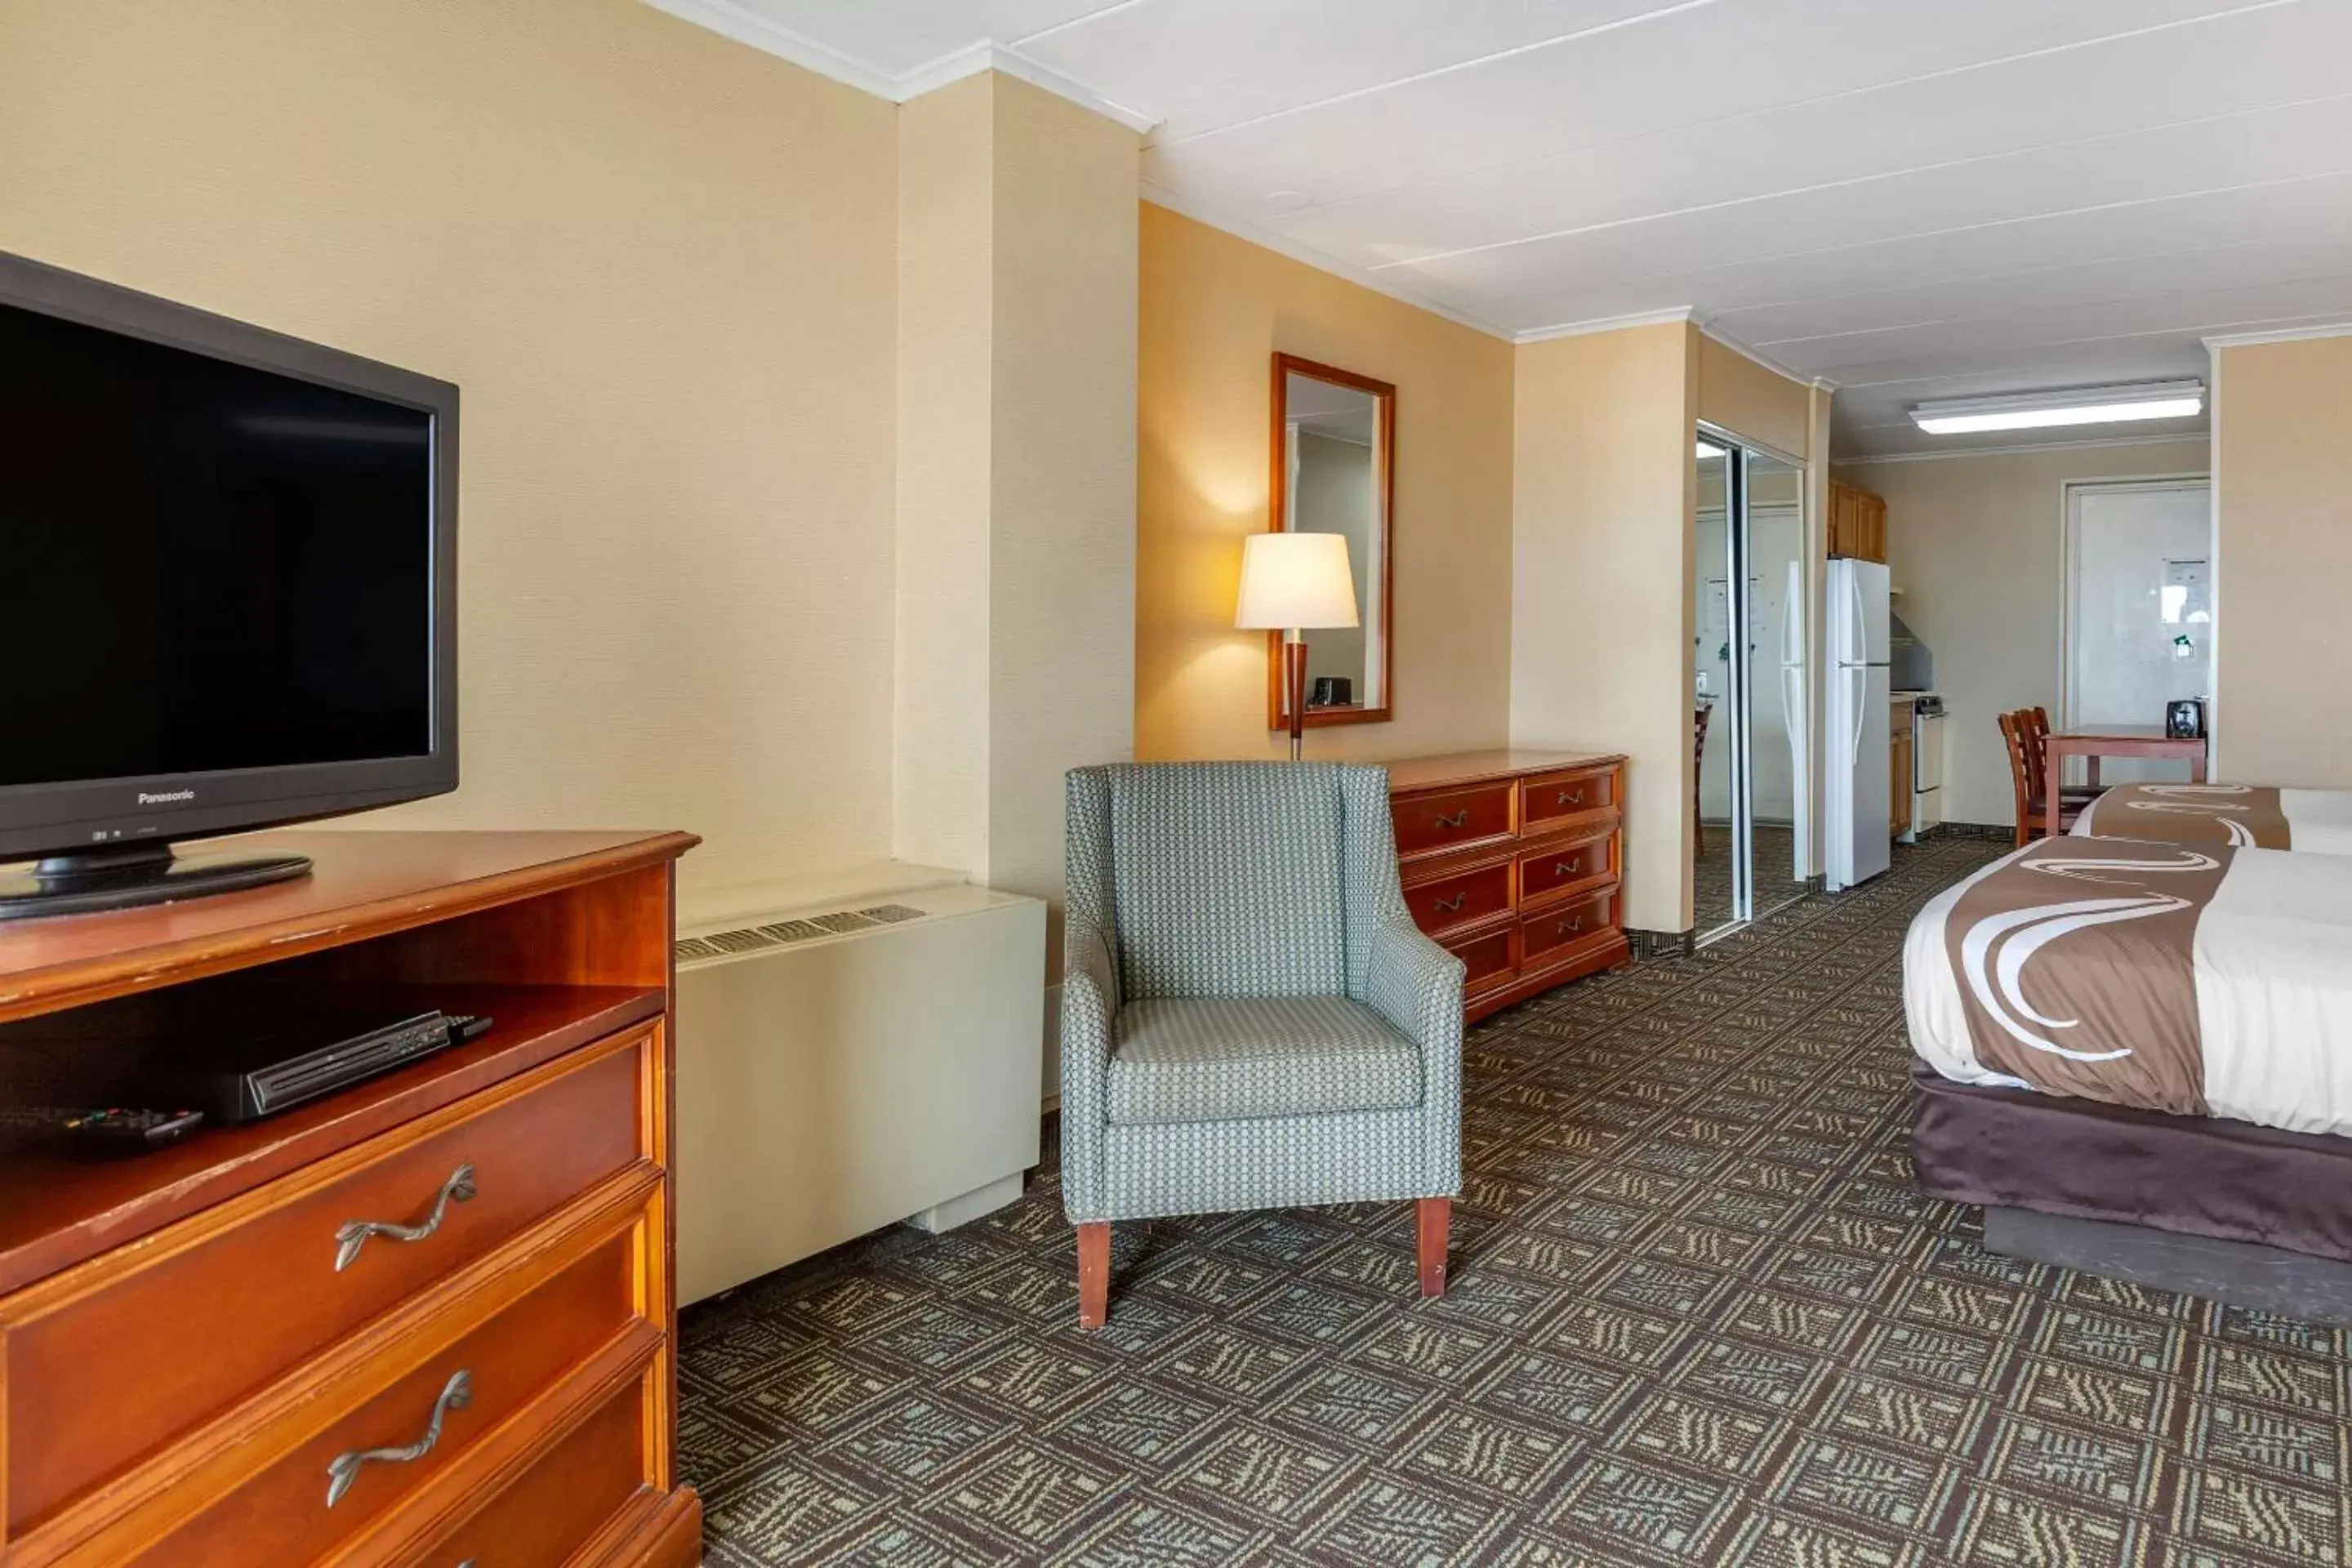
(675, 904, 933, 963)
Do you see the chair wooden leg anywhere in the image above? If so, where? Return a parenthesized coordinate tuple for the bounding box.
(1416, 1197, 1450, 1298)
(1076, 1222, 1110, 1330)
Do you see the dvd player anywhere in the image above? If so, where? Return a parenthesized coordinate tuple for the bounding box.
(0, 992, 498, 1129)
(158, 1010, 473, 1124)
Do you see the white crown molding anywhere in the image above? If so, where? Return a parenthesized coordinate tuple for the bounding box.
(642, 1, 1158, 132)
(1833, 429, 2212, 466)
(2202, 320, 2352, 350)
(1514, 308, 1695, 345)
(644, 0, 900, 98)
(1514, 310, 1838, 393)
(645, 0, 1855, 389)
(990, 47, 1157, 133)
(896, 41, 1158, 132)
(1694, 318, 1839, 394)
(1140, 183, 1518, 341)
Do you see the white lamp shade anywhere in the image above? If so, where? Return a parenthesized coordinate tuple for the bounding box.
(1235, 531, 1359, 630)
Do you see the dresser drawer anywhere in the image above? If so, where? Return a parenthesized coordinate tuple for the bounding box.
(124, 1223, 641, 1568)
(1520, 888, 1619, 967)
(1517, 829, 1619, 909)
(1392, 782, 1514, 860)
(5, 1027, 648, 1535)
(1520, 765, 1617, 832)
(1405, 861, 1512, 937)
(1444, 925, 1516, 993)
(421, 1373, 653, 1568)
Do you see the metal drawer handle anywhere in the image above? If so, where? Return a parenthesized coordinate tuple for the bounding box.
(335, 1163, 476, 1272)
(1433, 893, 1468, 913)
(1557, 788, 1585, 807)
(327, 1369, 471, 1507)
(1553, 859, 1582, 877)
(1559, 915, 1584, 935)
(1433, 810, 1471, 829)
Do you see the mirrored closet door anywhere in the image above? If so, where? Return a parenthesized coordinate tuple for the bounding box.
(1695, 430, 1811, 941)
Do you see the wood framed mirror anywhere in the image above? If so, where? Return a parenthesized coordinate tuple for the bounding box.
(1267, 353, 1395, 731)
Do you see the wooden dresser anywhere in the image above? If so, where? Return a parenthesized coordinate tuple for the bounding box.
(0, 831, 702, 1568)
(1383, 751, 1632, 1022)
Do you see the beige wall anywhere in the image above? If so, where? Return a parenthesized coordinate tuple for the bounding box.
(1512, 322, 1697, 932)
(893, 75, 998, 877)
(1697, 331, 1814, 461)
(2213, 336, 2352, 785)
(890, 74, 1137, 1095)
(1848, 439, 2210, 826)
(1, 0, 901, 902)
(1135, 203, 1516, 762)
(983, 78, 1141, 916)
(893, 71, 1139, 920)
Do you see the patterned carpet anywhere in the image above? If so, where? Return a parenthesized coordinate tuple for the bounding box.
(679, 837, 2352, 1566)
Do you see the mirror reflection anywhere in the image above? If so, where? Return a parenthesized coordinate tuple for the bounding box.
(1272, 358, 1392, 725)
(1694, 435, 1811, 940)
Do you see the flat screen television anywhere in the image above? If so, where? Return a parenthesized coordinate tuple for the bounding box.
(0, 252, 458, 919)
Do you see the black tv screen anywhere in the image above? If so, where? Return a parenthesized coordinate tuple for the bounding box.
(0, 252, 457, 878)
(2, 305, 434, 786)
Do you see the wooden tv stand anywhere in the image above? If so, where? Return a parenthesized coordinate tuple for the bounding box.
(0, 831, 702, 1568)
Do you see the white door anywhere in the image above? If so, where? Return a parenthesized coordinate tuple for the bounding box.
(2064, 480, 2212, 782)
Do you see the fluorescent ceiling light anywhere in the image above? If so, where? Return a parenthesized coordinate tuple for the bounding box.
(1910, 380, 2203, 436)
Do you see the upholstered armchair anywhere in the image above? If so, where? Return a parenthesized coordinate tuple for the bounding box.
(1060, 761, 1466, 1329)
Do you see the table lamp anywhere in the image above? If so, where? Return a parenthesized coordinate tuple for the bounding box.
(1236, 531, 1359, 762)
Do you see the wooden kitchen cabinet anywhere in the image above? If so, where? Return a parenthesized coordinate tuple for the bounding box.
(1891, 706, 1914, 840)
(1829, 480, 1888, 563)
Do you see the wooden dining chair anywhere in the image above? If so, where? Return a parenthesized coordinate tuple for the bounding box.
(1998, 711, 2034, 846)
(2020, 706, 2104, 808)
(1999, 709, 2088, 846)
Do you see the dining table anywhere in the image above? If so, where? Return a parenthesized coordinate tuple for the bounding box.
(2044, 728, 2210, 840)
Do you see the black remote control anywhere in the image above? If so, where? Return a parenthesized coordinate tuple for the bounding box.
(0, 1105, 206, 1151)
(448, 1013, 495, 1043)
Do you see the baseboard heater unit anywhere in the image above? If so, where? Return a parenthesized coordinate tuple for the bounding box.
(674, 881, 1045, 1305)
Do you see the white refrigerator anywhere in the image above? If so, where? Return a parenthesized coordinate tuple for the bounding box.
(1825, 558, 1891, 891)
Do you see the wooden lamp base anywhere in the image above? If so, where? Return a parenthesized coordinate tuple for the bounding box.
(1282, 635, 1308, 763)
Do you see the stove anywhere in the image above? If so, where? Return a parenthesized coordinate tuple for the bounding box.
(1902, 693, 1945, 839)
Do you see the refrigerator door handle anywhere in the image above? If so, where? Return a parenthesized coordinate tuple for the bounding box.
(1847, 666, 1868, 764)
(1846, 567, 1867, 668)
(1782, 559, 1804, 668)
(1781, 664, 1803, 757)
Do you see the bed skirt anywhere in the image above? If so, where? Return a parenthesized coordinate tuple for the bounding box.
(1911, 1063, 2352, 1264)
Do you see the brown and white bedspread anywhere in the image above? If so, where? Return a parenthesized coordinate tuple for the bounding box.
(2072, 782, 2352, 853)
(1905, 836, 2352, 1137)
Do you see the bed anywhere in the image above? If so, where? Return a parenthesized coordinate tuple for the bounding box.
(2070, 782, 2352, 852)
(1905, 835, 2352, 1308)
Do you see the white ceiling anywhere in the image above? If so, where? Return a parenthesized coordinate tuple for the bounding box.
(651, 0, 2352, 460)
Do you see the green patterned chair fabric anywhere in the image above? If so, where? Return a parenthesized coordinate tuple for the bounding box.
(1062, 761, 1466, 1224)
